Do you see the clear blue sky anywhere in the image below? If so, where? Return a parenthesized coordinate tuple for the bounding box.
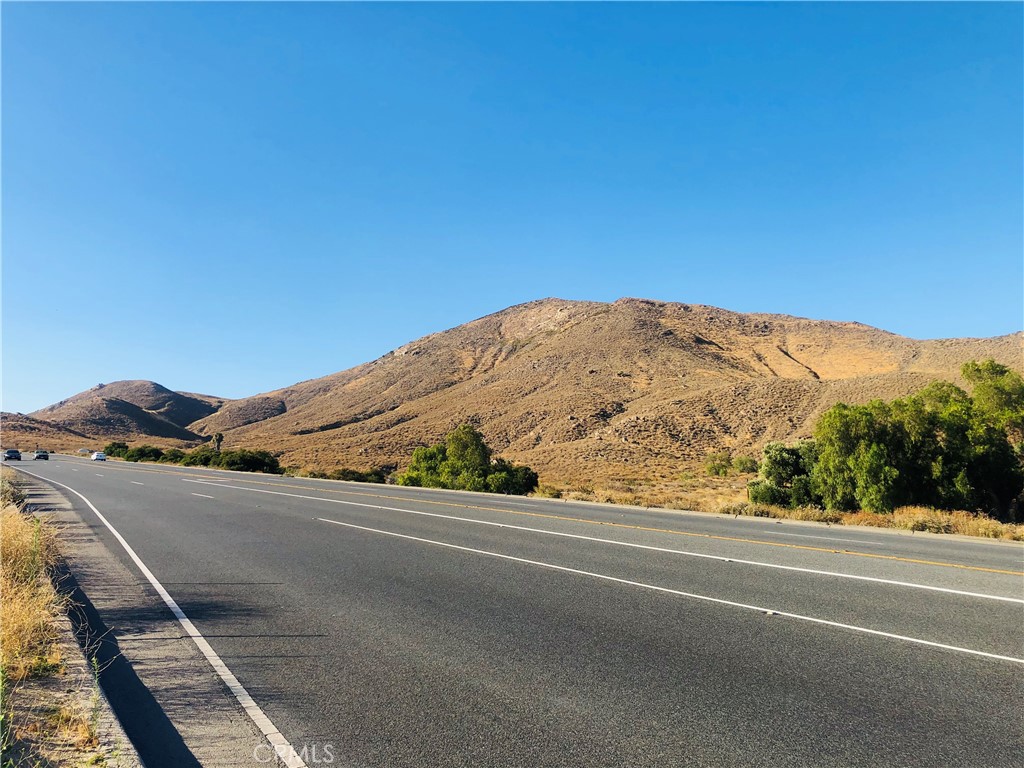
(3, 3, 1021, 413)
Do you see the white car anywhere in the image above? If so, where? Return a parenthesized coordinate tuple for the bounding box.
(91, 452, 107, 461)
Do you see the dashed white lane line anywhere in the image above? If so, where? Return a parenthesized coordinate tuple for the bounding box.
(131, 481, 144, 486)
(319, 516, 1024, 666)
(95, 474, 104, 477)
(14, 468, 307, 768)
(183, 479, 1023, 605)
(191, 493, 215, 499)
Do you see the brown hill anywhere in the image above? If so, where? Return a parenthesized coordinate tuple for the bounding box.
(184, 298, 1022, 485)
(31, 380, 226, 443)
(1, 412, 93, 452)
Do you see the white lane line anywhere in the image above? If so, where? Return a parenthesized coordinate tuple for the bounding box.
(191, 493, 216, 499)
(319, 516, 1024, 666)
(71, 469, 79, 472)
(95, 474, 104, 477)
(182, 479, 1024, 605)
(14, 468, 308, 768)
(131, 481, 145, 486)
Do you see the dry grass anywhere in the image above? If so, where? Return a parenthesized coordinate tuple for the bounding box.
(43, 702, 99, 750)
(1, 472, 111, 767)
(533, 468, 1023, 541)
(1, 472, 76, 766)
(1, 503, 64, 682)
(712, 502, 845, 524)
(1, 468, 26, 507)
(887, 507, 1022, 539)
(551, 472, 750, 512)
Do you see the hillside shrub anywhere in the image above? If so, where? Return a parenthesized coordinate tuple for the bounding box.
(215, 449, 282, 474)
(160, 448, 186, 463)
(327, 467, 391, 484)
(181, 445, 218, 467)
(704, 451, 732, 477)
(103, 441, 129, 458)
(124, 445, 164, 463)
(732, 455, 759, 474)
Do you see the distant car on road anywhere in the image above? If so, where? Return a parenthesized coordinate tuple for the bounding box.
(3, 449, 22, 461)
(33, 450, 49, 460)
(91, 452, 106, 462)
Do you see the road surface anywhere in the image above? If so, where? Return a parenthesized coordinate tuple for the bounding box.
(13, 455, 1024, 767)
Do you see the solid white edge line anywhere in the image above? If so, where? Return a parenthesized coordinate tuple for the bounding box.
(16, 468, 308, 768)
(181, 479, 1024, 605)
(317, 516, 1024, 666)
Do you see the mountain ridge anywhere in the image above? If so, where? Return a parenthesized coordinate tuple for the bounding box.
(7, 298, 1021, 487)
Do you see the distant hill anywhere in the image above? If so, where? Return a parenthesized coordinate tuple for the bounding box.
(1, 412, 93, 451)
(28, 380, 227, 445)
(16, 299, 1022, 485)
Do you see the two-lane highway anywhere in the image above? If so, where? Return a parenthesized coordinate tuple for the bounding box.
(14, 455, 1024, 767)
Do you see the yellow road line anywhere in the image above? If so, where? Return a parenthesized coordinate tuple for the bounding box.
(60, 459, 1024, 577)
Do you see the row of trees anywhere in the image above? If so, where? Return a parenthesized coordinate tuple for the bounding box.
(103, 441, 283, 474)
(396, 424, 539, 495)
(746, 360, 1023, 521)
(103, 424, 538, 494)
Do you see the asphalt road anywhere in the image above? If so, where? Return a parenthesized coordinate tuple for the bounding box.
(12, 455, 1024, 767)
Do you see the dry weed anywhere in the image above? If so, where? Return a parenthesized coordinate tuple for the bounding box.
(1, 503, 64, 682)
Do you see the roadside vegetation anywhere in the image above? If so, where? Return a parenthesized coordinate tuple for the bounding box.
(103, 440, 283, 474)
(717, 360, 1024, 539)
(287, 466, 392, 483)
(537, 360, 1024, 541)
(0, 468, 105, 765)
(396, 424, 539, 495)
(746, 361, 1022, 519)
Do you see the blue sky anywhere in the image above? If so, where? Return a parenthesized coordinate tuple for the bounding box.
(3, 3, 1021, 413)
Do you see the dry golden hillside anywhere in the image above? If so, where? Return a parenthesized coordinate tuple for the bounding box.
(180, 297, 1021, 485)
(29, 381, 226, 444)
(0, 413, 95, 453)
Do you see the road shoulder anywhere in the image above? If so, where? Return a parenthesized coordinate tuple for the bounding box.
(17, 473, 275, 768)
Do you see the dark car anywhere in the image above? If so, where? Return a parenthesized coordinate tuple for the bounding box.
(33, 450, 49, 460)
(3, 449, 22, 461)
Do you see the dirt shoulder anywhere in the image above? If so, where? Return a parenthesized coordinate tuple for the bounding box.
(2, 472, 142, 768)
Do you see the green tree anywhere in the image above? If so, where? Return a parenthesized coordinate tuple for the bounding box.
(396, 425, 538, 495)
(749, 441, 821, 508)
(812, 382, 1023, 519)
(396, 444, 447, 487)
(962, 359, 1024, 443)
(444, 425, 491, 477)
